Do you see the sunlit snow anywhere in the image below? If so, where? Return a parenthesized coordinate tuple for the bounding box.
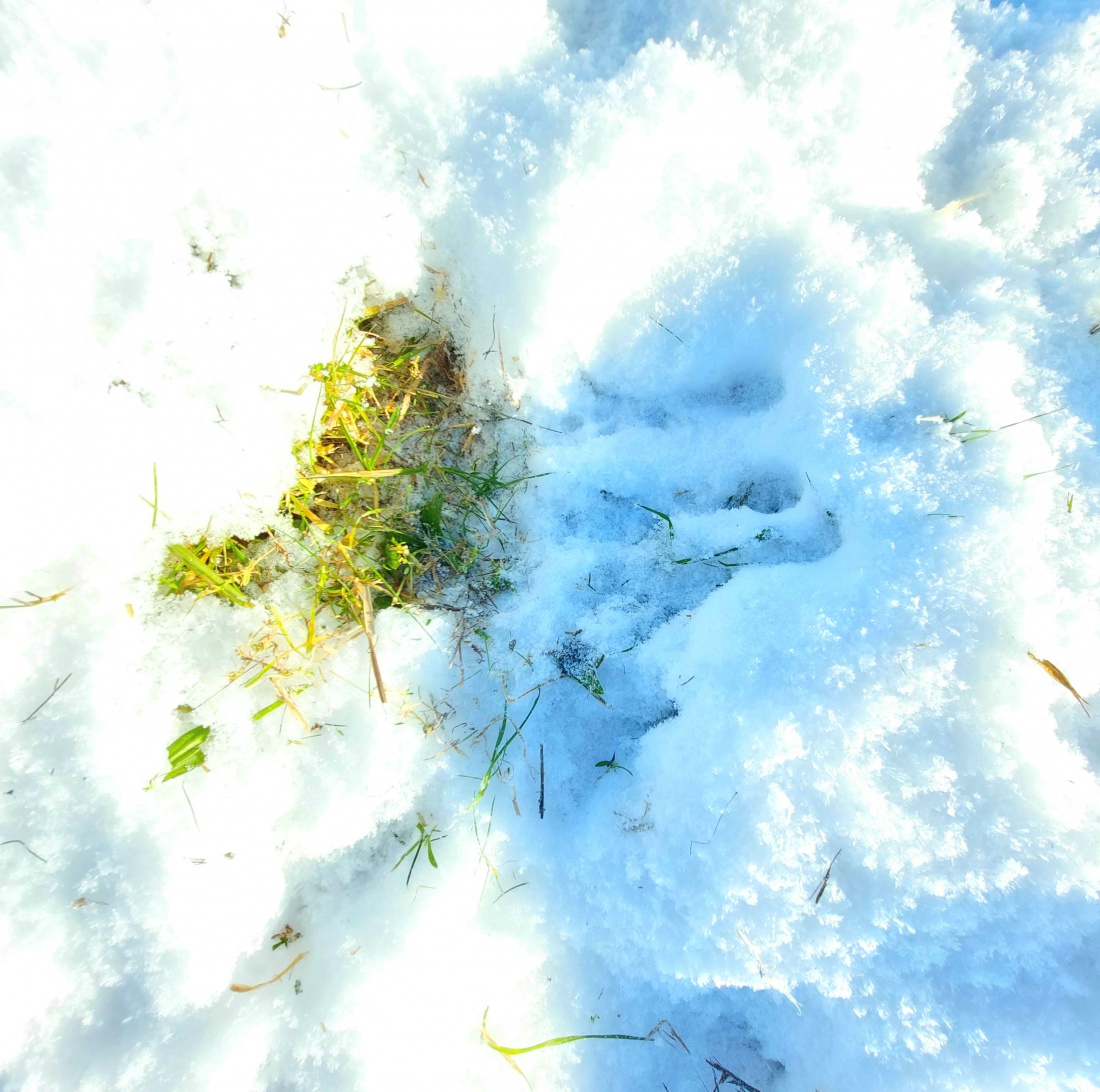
(3, 1, 1100, 1089)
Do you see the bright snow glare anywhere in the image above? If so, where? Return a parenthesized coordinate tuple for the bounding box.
(3, 1, 1100, 1089)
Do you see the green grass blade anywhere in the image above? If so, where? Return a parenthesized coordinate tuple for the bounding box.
(481, 1008, 651, 1058)
(243, 662, 275, 688)
(162, 725, 210, 782)
(636, 503, 674, 538)
(492, 1031, 651, 1054)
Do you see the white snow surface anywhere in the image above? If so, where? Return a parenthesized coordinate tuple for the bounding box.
(3, 0, 1100, 1089)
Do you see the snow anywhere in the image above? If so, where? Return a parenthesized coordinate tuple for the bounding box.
(3, 0, 1100, 1088)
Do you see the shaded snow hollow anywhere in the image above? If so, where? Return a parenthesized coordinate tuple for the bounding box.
(3, 1, 1100, 1090)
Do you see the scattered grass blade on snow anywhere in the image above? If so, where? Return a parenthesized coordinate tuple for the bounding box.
(481, 1007, 656, 1080)
(469, 692, 540, 810)
(139, 463, 172, 525)
(392, 813, 443, 886)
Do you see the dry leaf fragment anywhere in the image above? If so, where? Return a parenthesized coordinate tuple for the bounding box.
(1028, 652, 1090, 715)
(936, 192, 988, 216)
(230, 951, 308, 993)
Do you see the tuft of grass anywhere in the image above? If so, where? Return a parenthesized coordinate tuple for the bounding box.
(155, 294, 538, 738)
(468, 692, 540, 810)
(161, 539, 258, 608)
(392, 813, 444, 885)
(595, 753, 632, 778)
(275, 318, 539, 616)
(271, 924, 302, 950)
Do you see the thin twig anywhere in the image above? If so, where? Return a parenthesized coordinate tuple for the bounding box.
(181, 782, 201, 831)
(21, 674, 72, 724)
(689, 793, 738, 855)
(1022, 462, 1077, 480)
(1, 587, 72, 610)
(539, 743, 545, 819)
(355, 581, 387, 703)
(482, 312, 498, 361)
(651, 316, 684, 344)
(997, 406, 1065, 432)
(2, 839, 48, 863)
(459, 397, 563, 434)
(706, 1057, 763, 1091)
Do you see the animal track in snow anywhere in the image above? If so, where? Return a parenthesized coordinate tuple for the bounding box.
(727, 463, 803, 513)
(504, 252, 849, 817)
